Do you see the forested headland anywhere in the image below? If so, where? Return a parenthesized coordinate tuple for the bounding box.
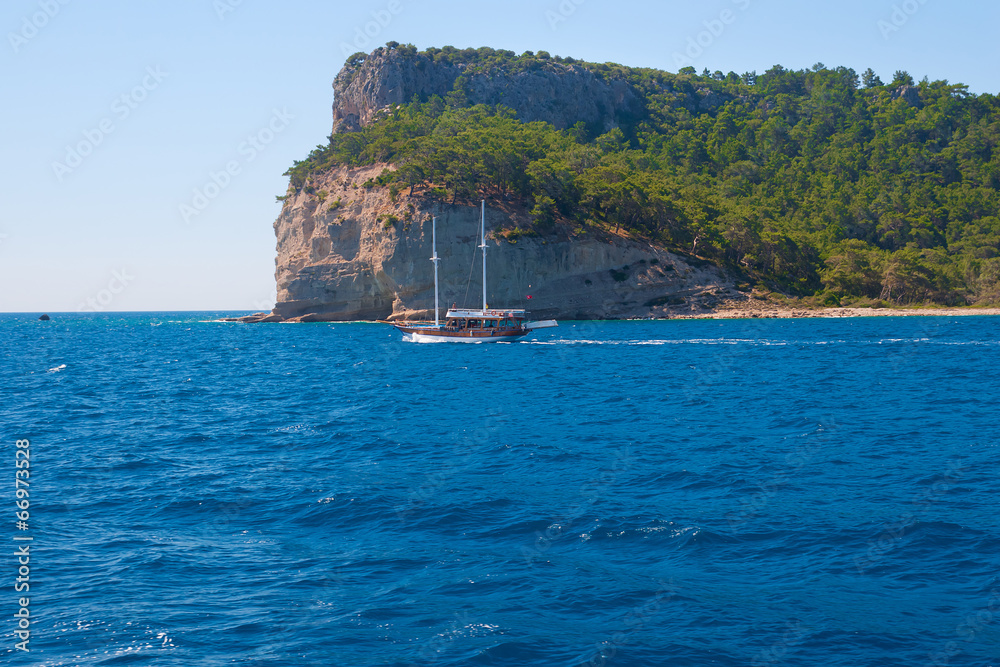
(286, 45, 1000, 307)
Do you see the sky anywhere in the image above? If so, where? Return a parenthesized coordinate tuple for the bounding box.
(2, 0, 998, 313)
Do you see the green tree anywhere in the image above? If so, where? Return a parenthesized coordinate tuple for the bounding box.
(861, 68, 883, 88)
(892, 70, 914, 86)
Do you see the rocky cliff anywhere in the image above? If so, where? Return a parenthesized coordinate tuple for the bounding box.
(329, 46, 738, 136)
(330, 47, 645, 135)
(254, 164, 737, 323)
(244, 47, 744, 322)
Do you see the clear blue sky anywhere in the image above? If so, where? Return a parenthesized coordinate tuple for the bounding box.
(2, 0, 997, 312)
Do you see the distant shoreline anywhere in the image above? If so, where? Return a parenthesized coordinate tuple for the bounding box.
(218, 306, 1000, 324)
(669, 306, 1000, 320)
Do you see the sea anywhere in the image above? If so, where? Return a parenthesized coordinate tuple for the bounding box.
(2, 312, 998, 666)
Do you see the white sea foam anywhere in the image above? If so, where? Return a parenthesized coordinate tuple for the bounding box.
(525, 336, 959, 347)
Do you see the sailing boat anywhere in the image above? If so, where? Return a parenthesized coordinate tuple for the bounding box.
(388, 201, 557, 343)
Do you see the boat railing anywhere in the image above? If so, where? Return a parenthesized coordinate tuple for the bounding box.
(445, 308, 527, 318)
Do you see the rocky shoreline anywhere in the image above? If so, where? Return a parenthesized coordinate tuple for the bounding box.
(222, 304, 1000, 324)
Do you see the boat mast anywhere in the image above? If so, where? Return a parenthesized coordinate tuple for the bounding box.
(479, 200, 487, 311)
(431, 216, 440, 327)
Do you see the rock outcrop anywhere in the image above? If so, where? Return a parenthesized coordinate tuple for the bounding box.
(262, 165, 737, 322)
(891, 84, 923, 108)
(331, 47, 646, 135)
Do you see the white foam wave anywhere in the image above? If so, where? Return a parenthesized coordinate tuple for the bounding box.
(525, 336, 973, 347)
(528, 338, 775, 346)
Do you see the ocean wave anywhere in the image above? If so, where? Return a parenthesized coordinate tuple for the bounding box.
(4, 314, 998, 666)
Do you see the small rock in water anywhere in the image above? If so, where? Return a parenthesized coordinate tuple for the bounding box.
(39, 314, 50, 321)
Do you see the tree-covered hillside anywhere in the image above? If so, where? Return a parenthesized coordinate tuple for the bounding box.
(287, 45, 1000, 306)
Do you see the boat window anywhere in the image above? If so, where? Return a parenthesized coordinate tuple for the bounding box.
(468, 319, 480, 329)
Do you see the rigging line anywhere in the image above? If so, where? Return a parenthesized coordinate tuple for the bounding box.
(509, 240, 524, 309)
(507, 227, 527, 310)
(518, 256, 527, 310)
(463, 212, 479, 308)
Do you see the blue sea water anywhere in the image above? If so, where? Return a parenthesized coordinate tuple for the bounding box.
(2, 312, 999, 666)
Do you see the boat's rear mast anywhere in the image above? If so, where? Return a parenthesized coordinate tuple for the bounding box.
(479, 200, 487, 311)
(431, 215, 440, 327)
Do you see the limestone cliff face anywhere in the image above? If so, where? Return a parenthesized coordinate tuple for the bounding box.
(331, 47, 646, 135)
(331, 47, 733, 136)
(266, 165, 737, 322)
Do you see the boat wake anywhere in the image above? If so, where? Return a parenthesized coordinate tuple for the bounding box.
(526, 337, 942, 346)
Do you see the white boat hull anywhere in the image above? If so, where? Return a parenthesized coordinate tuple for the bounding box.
(405, 331, 526, 343)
